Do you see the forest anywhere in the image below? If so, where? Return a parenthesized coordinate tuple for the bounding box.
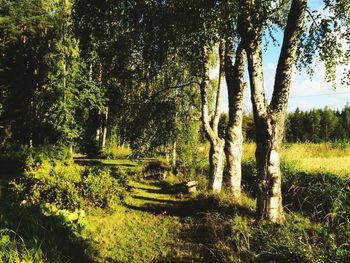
(1, 0, 350, 262)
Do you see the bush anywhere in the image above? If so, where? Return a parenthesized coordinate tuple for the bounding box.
(10, 161, 126, 210)
(82, 168, 125, 208)
(10, 162, 83, 210)
(24, 145, 73, 167)
(0, 144, 72, 172)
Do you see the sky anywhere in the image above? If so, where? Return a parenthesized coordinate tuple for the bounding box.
(216, 0, 350, 113)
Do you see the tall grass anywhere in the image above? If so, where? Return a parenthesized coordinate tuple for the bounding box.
(242, 142, 350, 177)
(99, 145, 132, 159)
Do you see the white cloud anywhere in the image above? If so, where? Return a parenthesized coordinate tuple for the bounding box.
(221, 60, 350, 113)
(289, 62, 350, 110)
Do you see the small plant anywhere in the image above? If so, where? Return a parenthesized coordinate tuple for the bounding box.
(82, 168, 124, 209)
(0, 228, 43, 263)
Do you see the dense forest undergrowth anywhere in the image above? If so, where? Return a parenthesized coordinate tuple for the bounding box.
(0, 143, 349, 262)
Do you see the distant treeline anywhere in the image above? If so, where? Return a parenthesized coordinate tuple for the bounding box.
(220, 104, 350, 143)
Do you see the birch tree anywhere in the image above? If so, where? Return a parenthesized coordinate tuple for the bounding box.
(200, 42, 226, 192)
(239, 0, 307, 222)
(224, 34, 246, 199)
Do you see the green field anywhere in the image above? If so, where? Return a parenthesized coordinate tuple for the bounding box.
(243, 142, 350, 177)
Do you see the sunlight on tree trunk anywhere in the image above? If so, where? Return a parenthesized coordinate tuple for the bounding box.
(209, 138, 225, 192)
(240, 0, 307, 223)
(255, 113, 285, 223)
(200, 43, 225, 193)
(225, 39, 246, 201)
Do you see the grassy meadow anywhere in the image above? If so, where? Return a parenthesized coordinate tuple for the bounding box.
(242, 142, 350, 177)
(0, 142, 350, 262)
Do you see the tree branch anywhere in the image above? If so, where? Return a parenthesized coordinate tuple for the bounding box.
(146, 80, 201, 101)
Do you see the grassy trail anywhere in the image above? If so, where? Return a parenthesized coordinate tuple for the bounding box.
(81, 178, 201, 263)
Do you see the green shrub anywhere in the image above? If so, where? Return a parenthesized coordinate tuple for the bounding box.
(10, 162, 83, 209)
(10, 162, 127, 211)
(0, 145, 72, 172)
(24, 145, 73, 168)
(82, 168, 125, 208)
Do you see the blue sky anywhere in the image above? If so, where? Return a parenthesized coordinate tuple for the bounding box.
(218, 0, 350, 113)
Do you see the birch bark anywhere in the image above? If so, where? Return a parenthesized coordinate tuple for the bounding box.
(224, 39, 246, 200)
(240, 0, 307, 222)
(200, 43, 225, 192)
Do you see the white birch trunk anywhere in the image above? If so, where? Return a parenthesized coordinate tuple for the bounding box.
(200, 43, 225, 193)
(209, 138, 225, 192)
(240, 0, 306, 222)
(101, 107, 108, 149)
(225, 40, 246, 200)
(172, 141, 177, 167)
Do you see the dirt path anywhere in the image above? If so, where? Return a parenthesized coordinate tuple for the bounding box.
(81, 179, 201, 263)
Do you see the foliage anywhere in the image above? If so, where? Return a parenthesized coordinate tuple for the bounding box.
(99, 145, 132, 159)
(219, 105, 350, 143)
(0, 145, 72, 174)
(285, 105, 350, 143)
(10, 162, 83, 209)
(10, 161, 126, 211)
(0, 228, 42, 263)
(192, 199, 349, 263)
(82, 167, 126, 209)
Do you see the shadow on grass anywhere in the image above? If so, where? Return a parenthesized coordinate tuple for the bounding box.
(130, 195, 181, 204)
(74, 159, 137, 168)
(128, 180, 255, 219)
(131, 185, 180, 195)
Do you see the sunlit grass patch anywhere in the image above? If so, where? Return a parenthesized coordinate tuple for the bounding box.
(99, 145, 132, 159)
(282, 143, 350, 177)
(81, 179, 193, 262)
(242, 142, 350, 177)
(282, 142, 350, 158)
(297, 156, 350, 177)
(83, 205, 184, 262)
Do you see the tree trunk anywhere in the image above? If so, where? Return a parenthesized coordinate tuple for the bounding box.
(224, 40, 246, 200)
(101, 107, 108, 149)
(209, 138, 225, 192)
(255, 113, 285, 223)
(172, 141, 177, 167)
(239, 0, 306, 223)
(225, 118, 244, 198)
(200, 43, 225, 193)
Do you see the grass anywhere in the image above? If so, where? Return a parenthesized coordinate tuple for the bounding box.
(243, 142, 350, 177)
(81, 181, 192, 262)
(2, 142, 350, 262)
(99, 145, 133, 159)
